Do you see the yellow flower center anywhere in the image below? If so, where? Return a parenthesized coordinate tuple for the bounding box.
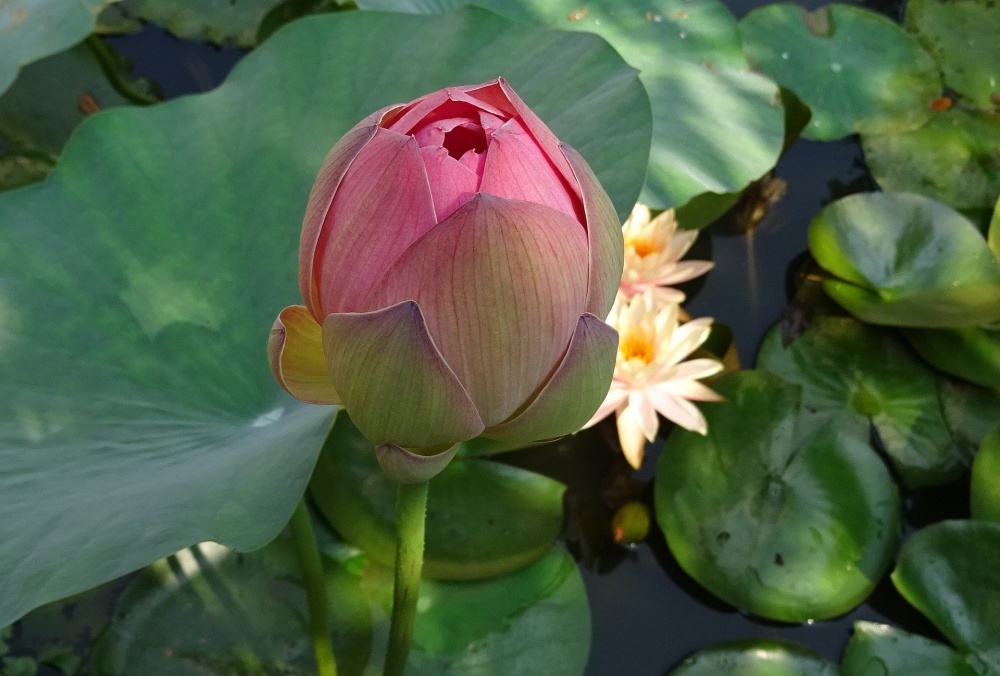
(625, 234, 658, 258)
(620, 333, 655, 364)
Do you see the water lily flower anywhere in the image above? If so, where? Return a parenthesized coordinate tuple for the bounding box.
(585, 290, 724, 469)
(268, 78, 622, 481)
(619, 204, 714, 303)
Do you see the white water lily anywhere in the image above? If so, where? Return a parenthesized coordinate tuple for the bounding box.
(585, 290, 724, 468)
(620, 204, 714, 303)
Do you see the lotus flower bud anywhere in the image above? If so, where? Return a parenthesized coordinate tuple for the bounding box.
(268, 78, 622, 480)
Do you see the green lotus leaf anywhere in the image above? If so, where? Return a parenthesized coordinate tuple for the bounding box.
(355, 0, 785, 211)
(739, 4, 940, 141)
(972, 426, 1000, 524)
(841, 621, 980, 676)
(655, 370, 900, 622)
(904, 0, 1000, 110)
(904, 324, 1000, 389)
(892, 520, 1000, 673)
(117, 0, 288, 47)
(862, 110, 1000, 211)
(809, 192, 1000, 326)
(937, 376, 1000, 457)
(757, 316, 966, 487)
(669, 639, 837, 675)
(0, 8, 651, 627)
(310, 413, 565, 580)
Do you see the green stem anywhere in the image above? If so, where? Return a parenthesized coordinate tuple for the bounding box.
(84, 35, 161, 106)
(289, 499, 338, 676)
(384, 480, 430, 676)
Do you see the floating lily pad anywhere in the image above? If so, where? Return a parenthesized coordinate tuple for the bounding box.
(655, 370, 900, 622)
(310, 413, 565, 580)
(757, 316, 965, 487)
(0, 8, 650, 627)
(809, 192, 1000, 327)
(355, 0, 785, 211)
(904, 325, 1000, 389)
(904, 0, 1000, 110)
(841, 621, 980, 676)
(670, 639, 837, 675)
(972, 426, 1000, 523)
(937, 377, 1000, 457)
(118, 0, 288, 47)
(892, 520, 1000, 673)
(862, 109, 1000, 211)
(739, 4, 940, 141)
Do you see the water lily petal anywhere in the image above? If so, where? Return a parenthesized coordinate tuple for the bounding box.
(617, 402, 654, 468)
(371, 194, 588, 426)
(659, 379, 725, 402)
(562, 143, 624, 320)
(485, 314, 618, 443)
(627, 390, 660, 441)
(267, 305, 340, 405)
(322, 300, 484, 448)
(646, 388, 710, 435)
(583, 383, 629, 429)
(652, 260, 715, 287)
(668, 358, 725, 383)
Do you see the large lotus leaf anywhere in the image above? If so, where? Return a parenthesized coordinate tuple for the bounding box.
(0, 8, 651, 627)
(0, 0, 120, 96)
(310, 413, 565, 581)
(841, 622, 980, 676)
(655, 370, 900, 622)
(892, 520, 1000, 673)
(757, 316, 966, 487)
(904, 325, 1000, 389)
(862, 110, 1000, 211)
(117, 0, 287, 47)
(670, 639, 837, 675)
(937, 377, 1000, 457)
(904, 0, 1000, 110)
(972, 426, 1000, 523)
(739, 4, 940, 141)
(809, 192, 1000, 326)
(354, 0, 785, 211)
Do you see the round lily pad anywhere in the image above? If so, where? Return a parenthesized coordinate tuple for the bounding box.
(972, 426, 1000, 523)
(892, 520, 1000, 673)
(809, 192, 1000, 327)
(118, 0, 287, 47)
(670, 639, 837, 675)
(841, 621, 980, 676)
(904, 324, 1000, 389)
(655, 370, 900, 622)
(937, 377, 1000, 458)
(757, 316, 966, 487)
(739, 4, 940, 141)
(355, 0, 785, 211)
(310, 413, 565, 580)
(0, 8, 650, 627)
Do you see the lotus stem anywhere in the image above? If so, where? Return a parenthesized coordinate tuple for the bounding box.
(384, 480, 430, 676)
(84, 36, 161, 106)
(289, 498, 338, 676)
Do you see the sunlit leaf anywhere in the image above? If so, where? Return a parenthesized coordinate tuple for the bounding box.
(841, 621, 980, 676)
(971, 426, 1000, 524)
(669, 639, 837, 675)
(904, 324, 1000, 389)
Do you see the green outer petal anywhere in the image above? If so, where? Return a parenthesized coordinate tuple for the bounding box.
(323, 300, 484, 448)
(561, 144, 623, 319)
(375, 442, 459, 484)
(268, 304, 340, 405)
(904, 325, 1000, 389)
(971, 426, 1000, 524)
(486, 313, 617, 443)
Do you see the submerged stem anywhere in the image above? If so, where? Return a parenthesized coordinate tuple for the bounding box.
(384, 480, 430, 676)
(289, 498, 338, 676)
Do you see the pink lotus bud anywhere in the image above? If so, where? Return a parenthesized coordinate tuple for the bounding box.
(269, 79, 622, 477)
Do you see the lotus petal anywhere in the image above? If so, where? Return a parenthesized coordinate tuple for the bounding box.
(268, 305, 340, 405)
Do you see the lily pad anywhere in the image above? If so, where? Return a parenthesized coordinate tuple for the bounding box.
(862, 109, 1000, 211)
(670, 639, 837, 675)
(892, 520, 1000, 673)
(118, 0, 288, 47)
(757, 316, 966, 487)
(841, 621, 980, 676)
(355, 0, 785, 211)
(972, 426, 1000, 523)
(0, 8, 651, 627)
(0, 0, 119, 96)
(937, 377, 1000, 457)
(809, 192, 1000, 327)
(739, 4, 940, 141)
(904, 324, 1000, 389)
(655, 370, 900, 622)
(310, 413, 565, 580)
(904, 0, 1000, 110)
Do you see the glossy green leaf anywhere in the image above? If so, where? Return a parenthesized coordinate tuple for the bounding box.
(937, 377, 1000, 457)
(310, 413, 565, 580)
(655, 370, 900, 622)
(904, 325, 1000, 389)
(972, 426, 1000, 523)
(862, 110, 1000, 211)
(809, 192, 1000, 326)
(904, 0, 1000, 110)
(355, 0, 785, 210)
(892, 520, 1000, 673)
(757, 316, 966, 487)
(670, 639, 837, 675)
(0, 8, 651, 627)
(739, 4, 940, 141)
(989, 194, 1000, 259)
(118, 0, 288, 47)
(0, 0, 120, 96)
(841, 621, 980, 676)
